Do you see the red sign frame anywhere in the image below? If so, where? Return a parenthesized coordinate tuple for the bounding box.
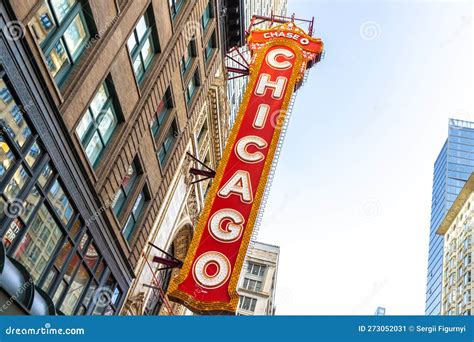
(168, 23, 323, 314)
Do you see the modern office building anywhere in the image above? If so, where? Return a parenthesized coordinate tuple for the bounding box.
(1, 0, 237, 315)
(426, 119, 474, 315)
(236, 241, 280, 315)
(437, 173, 474, 315)
(226, 0, 287, 124)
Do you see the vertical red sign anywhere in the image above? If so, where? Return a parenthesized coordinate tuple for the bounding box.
(168, 23, 323, 314)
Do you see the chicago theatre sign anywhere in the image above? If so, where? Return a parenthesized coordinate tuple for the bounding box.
(168, 22, 323, 314)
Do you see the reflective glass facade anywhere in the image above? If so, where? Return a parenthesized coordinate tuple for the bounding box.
(426, 119, 474, 315)
(0, 72, 123, 315)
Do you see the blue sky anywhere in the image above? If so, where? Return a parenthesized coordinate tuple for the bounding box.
(257, 0, 473, 314)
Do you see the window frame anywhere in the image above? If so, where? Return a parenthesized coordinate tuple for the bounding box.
(0, 70, 121, 315)
(122, 187, 149, 243)
(150, 87, 174, 140)
(32, 0, 92, 87)
(75, 77, 120, 168)
(239, 296, 257, 312)
(112, 158, 142, 218)
(156, 118, 179, 168)
(185, 69, 200, 105)
(180, 40, 196, 76)
(127, 6, 159, 84)
(169, 0, 185, 19)
(201, 1, 213, 32)
(204, 30, 217, 64)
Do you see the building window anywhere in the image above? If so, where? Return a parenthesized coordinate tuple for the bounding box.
(29, 0, 91, 86)
(158, 119, 179, 166)
(464, 290, 471, 305)
(204, 31, 216, 63)
(185, 71, 200, 104)
(197, 120, 208, 146)
(181, 41, 195, 76)
(465, 235, 472, 249)
(201, 2, 212, 31)
(150, 88, 173, 139)
(169, 0, 184, 19)
(92, 273, 122, 315)
(122, 189, 147, 242)
(239, 296, 257, 312)
(127, 7, 158, 83)
(48, 179, 75, 225)
(247, 262, 266, 277)
(465, 271, 472, 285)
(112, 159, 140, 217)
(465, 254, 472, 267)
(76, 80, 118, 167)
(243, 278, 262, 292)
(0, 73, 121, 315)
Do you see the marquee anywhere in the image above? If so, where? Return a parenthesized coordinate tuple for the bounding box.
(167, 22, 323, 314)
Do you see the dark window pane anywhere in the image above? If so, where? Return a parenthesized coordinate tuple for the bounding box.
(77, 83, 117, 166)
(50, 0, 76, 23)
(38, 162, 54, 188)
(84, 243, 99, 270)
(54, 240, 73, 271)
(69, 218, 82, 239)
(128, 10, 156, 82)
(201, 3, 211, 29)
(0, 80, 32, 148)
(48, 179, 74, 225)
(0, 134, 16, 182)
(29, 2, 56, 44)
(4, 164, 30, 199)
(30, 0, 89, 85)
(85, 131, 104, 165)
(112, 161, 139, 216)
(94, 260, 106, 280)
(43, 267, 59, 292)
(21, 186, 41, 222)
(79, 232, 90, 251)
(61, 263, 90, 314)
(83, 280, 97, 309)
(63, 253, 80, 283)
(53, 279, 68, 305)
(46, 40, 71, 78)
(63, 14, 87, 59)
(25, 142, 42, 168)
(13, 204, 63, 281)
(122, 215, 135, 241)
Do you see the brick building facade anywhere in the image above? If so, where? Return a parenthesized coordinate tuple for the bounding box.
(1, 0, 233, 315)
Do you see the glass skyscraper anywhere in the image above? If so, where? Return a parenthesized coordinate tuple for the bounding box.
(426, 119, 474, 315)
